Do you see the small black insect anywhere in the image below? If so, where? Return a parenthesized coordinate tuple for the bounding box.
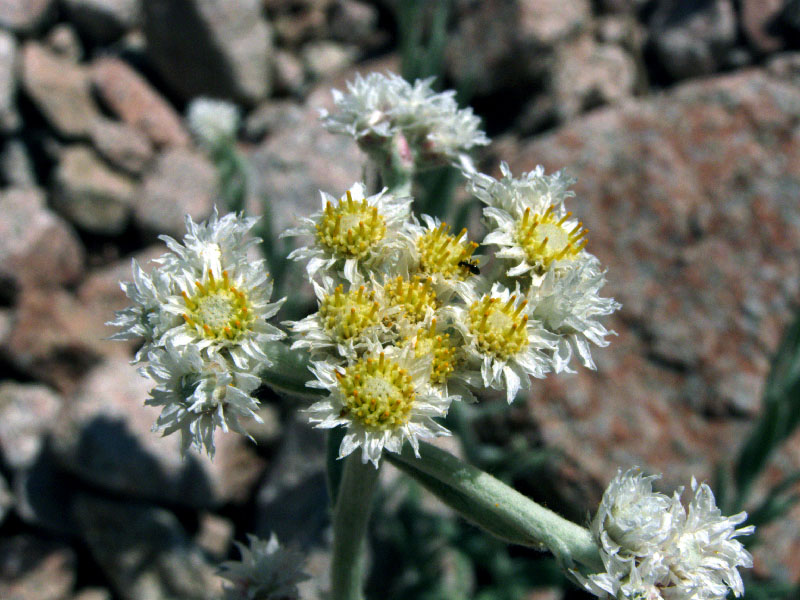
(458, 260, 480, 275)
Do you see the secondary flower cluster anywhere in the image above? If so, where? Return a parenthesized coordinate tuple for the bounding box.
(576, 469, 754, 600)
(109, 210, 285, 457)
(284, 160, 619, 466)
(320, 71, 489, 169)
(220, 533, 309, 600)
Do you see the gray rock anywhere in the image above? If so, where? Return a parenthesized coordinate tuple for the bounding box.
(551, 35, 637, 121)
(21, 42, 98, 139)
(143, 0, 273, 105)
(0, 187, 85, 288)
(0, 382, 61, 470)
(52, 145, 136, 235)
(50, 357, 265, 508)
(62, 0, 142, 44)
(446, 0, 591, 95)
(741, 0, 787, 54)
(91, 57, 190, 148)
(135, 147, 217, 238)
(0, 536, 76, 600)
(0, 31, 19, 133)
(73, 494, 223, 600)
(90, 117, 154, 175)
(0, 139, 36, 187)
(255, 415, 327, 548)
(648, 0, 737, 80)
(72, 589, 112, 600)
(44, 23, 83, 62)
(194, 512, 234, 559)
(272, 49, 306, 96)
(0, 0, 55, 33)
(302, 41, 356, 80)
(0, 472, 11, 526)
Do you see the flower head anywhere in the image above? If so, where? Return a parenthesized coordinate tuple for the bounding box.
(320, 71, 488, 167)
(576, 468, 754, 600)
(468, 162, 576, 215)
(187, 97, 240, 150)
(143, 342, 262, 459)
(306, 342, 453, 467)
(451, 283, 556, 403)
(288, 274, 393, 359)
(399, 214, 481, 295)
(220, 533, 309, 600)
(284, 182, 411, 284)
(107, 259, 179, 363)
(153, 211, 285, 369)
(530, 258, 620, 372)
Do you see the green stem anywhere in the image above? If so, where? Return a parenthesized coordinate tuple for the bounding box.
(260, 342, 321, 400)
(386, 442, 603, 571)
(330, 455, 380, 600)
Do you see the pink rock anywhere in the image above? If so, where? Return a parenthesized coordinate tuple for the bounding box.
(0, 0, 55, 33)
(21, 42, 98, 138)
(91, 57, 190, 148)
(741, 0, 786, 54)
(135, 148, 217, 238)
(0, 382, 61, 470)
(0, 187, 84, 288)
(0, 537, 76, 600)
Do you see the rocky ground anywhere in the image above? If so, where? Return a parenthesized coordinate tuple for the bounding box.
(0, 0, 799, 599)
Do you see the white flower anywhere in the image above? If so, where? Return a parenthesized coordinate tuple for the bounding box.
(450, 282, 557, 404)
(288, 274, 394, 360)
(107, 259, 180, 363)
(529, 258, 620, 372)
(283, 182, 411, 284)
(220, 533, 309, 600)
(576, 468, 754, 600)
(398, 214, 482, 296)
(143, 342, 262, 458)
(320, 71, 488, 166)
(306, 342, 453, 467)
(187, 97, 240, 150)
(468, 161, 576, 215)
(158, 211, 285, 369)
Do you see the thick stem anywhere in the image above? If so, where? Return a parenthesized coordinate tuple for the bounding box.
(330, 455, 380, 600)
(260, 342, 321, 400)
(387, 442, 603, 571)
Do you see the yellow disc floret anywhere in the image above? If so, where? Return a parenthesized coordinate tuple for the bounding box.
(337, 353, 415, 430)
(182, 270, 254, 341)
(319, 284, 380, 342)
(384, 275, 439, 324)
(468, 294, 529, 360)
(316, 190, 387, 259)
(416, 222, 479, 279)
(514, 205, 587, 273)
(413, 319, 458, 386)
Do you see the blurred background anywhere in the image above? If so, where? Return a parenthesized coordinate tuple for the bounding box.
(0, 0, 799, 599)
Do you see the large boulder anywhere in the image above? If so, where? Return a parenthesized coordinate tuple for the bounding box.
(495, 66, 800, 577)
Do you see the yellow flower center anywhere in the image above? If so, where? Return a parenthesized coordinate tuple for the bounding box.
(468, 294, 529, 360)
(416, 222, 479, 279)
(413, 320, 458, 386)
(316, 190, 387, 259)
(337, 353, 415, 430)
(383, 275, 439, 324)
(182, 270, 253, 341)
(514, 205, 587, 273)
(318, 284, 381, 342)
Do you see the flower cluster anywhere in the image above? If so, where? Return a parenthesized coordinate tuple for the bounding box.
(576, 468, 754, 600)
(187, 97, 240, 151)
(109, 210, 285, 457)
(286, 75, 619, 465)
(320, 71, 489, 169)
(219, 533, 309, 600)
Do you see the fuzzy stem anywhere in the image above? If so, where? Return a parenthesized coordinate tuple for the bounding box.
(387, 441, 603, 571)
(330, 455, 380, 600)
